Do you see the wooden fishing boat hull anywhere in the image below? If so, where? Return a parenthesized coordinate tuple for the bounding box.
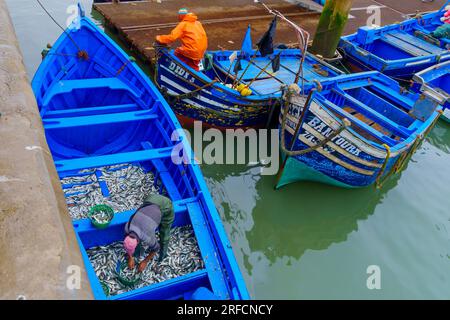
(413, 60, 450, 123)
(31, 6, 248, 300)
(339, 8, 450, 79)
(155, 48, 274, 129)
(155, 48, 343, 129)
(277, 72, 442, 189)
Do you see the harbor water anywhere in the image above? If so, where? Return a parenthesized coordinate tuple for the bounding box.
(7, 0, 450, 299)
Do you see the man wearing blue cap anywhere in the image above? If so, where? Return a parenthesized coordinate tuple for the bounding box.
(156, 8, 208, 71)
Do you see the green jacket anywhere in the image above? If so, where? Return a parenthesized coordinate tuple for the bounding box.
(142, 193, 174, 249)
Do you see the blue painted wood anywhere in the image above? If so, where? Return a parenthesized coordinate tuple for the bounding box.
(42, 103, 139, 118)
(413, 60, 450, 121)
(381, 34, 432, 56)
(277, 72, 442, 189)
(155, 46, 343, 128)
(94, 169, 110, 197)
(388, 31, 444, 55)
(31, 6, 249, 300)
(340, 8, 450, 79)
(43, 110, 158, 129)
(54, 148, 173, 172)
(114, 270, 210, 300)
(186, 202, 229, 299)
(334, 90, 412, 137)
(43, 78, 135, 106)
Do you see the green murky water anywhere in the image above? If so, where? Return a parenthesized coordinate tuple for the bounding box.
(7, 0, 450, 299)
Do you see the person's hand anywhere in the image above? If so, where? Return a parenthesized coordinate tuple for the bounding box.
(137, 252, 156, 273)
(154, 40, 167, 47)
(128, 256, 135, 269)
(137, 260, 148, 273)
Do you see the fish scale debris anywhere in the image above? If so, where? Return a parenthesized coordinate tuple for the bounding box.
(86, 226, 204, 296)
(61, 163, 160, 220)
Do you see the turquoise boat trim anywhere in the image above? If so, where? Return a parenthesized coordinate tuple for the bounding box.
(276, 156, 355, 189)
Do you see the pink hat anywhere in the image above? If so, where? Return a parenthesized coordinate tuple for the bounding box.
(123, 235, 138, 256)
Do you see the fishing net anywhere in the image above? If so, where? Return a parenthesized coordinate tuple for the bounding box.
(432, 24, 450, 39)
(86, 225, 204, 296)
(61, 163, 160, 220)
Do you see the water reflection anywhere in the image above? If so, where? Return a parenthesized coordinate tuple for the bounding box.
(247, 175, 400, 264)
(203, 163, 401, 276)
(427, 121, 450, 154)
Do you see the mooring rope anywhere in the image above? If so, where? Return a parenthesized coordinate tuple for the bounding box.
(375, 144, 391, 189)
(279, 88, 350, 157)
(36, 0, 88, 59)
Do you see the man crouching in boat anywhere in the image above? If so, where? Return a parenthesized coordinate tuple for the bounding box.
(155, 8, 208, 71)
(123, 194, 174, 272)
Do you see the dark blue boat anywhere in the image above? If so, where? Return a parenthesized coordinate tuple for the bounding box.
(31, 4, 248, 300)
(155, 35, 343, 129)
(413, 60, 450, 123)
(339, 1, 450, 79)
(277, 72, 442, 189)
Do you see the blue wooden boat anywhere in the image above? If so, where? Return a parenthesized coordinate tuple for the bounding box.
(413, 60, 450, 123)
(277, 72, 442, 189)
(155, 47, 343, 129)
(339, 1, 450, 79)
(31, 5, 249, 300)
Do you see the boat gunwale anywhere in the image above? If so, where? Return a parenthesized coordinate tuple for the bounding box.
(413, 60, 450, 104)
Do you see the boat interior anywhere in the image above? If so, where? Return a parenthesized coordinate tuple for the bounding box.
(212, 50, 342, 95)
(348, 12, 449, 60)
(32, 17, 243, 300)
(358, 29, 446, 59)
(317, 76, 424, 147)
(427, 73, 450, 96)
(41, 82, 221, 299)
(416, 62, 450, 105)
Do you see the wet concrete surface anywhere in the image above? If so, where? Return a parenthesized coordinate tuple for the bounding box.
(94, 0, 319, 62)
(345, 0, 446, 33)
(94, 0, 446, 65)
(374, 0, 447, 15)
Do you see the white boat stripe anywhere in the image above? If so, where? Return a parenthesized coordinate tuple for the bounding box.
(281, 114, 382, 169)
(159, 72, 241, 111)
(298, 135, 375, 176)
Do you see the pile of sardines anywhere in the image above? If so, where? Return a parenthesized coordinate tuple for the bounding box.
(87, 226, 205, 296)
(61, 163, 160, 220)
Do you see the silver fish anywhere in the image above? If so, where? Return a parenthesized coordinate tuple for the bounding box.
(61, 163, 161, 220)
(86, 226, 204, 296)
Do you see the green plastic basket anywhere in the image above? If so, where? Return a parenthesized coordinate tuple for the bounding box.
(88, 204, 114, 229)
(115, 261, 141, 287)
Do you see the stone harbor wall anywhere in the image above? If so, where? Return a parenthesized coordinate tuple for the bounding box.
(0, 0, 92, 300)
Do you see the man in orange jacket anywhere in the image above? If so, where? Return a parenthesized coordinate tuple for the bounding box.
(156, 8, 208, 71)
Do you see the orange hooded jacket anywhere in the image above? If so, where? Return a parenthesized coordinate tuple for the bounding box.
(156, 13, 208, 61)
